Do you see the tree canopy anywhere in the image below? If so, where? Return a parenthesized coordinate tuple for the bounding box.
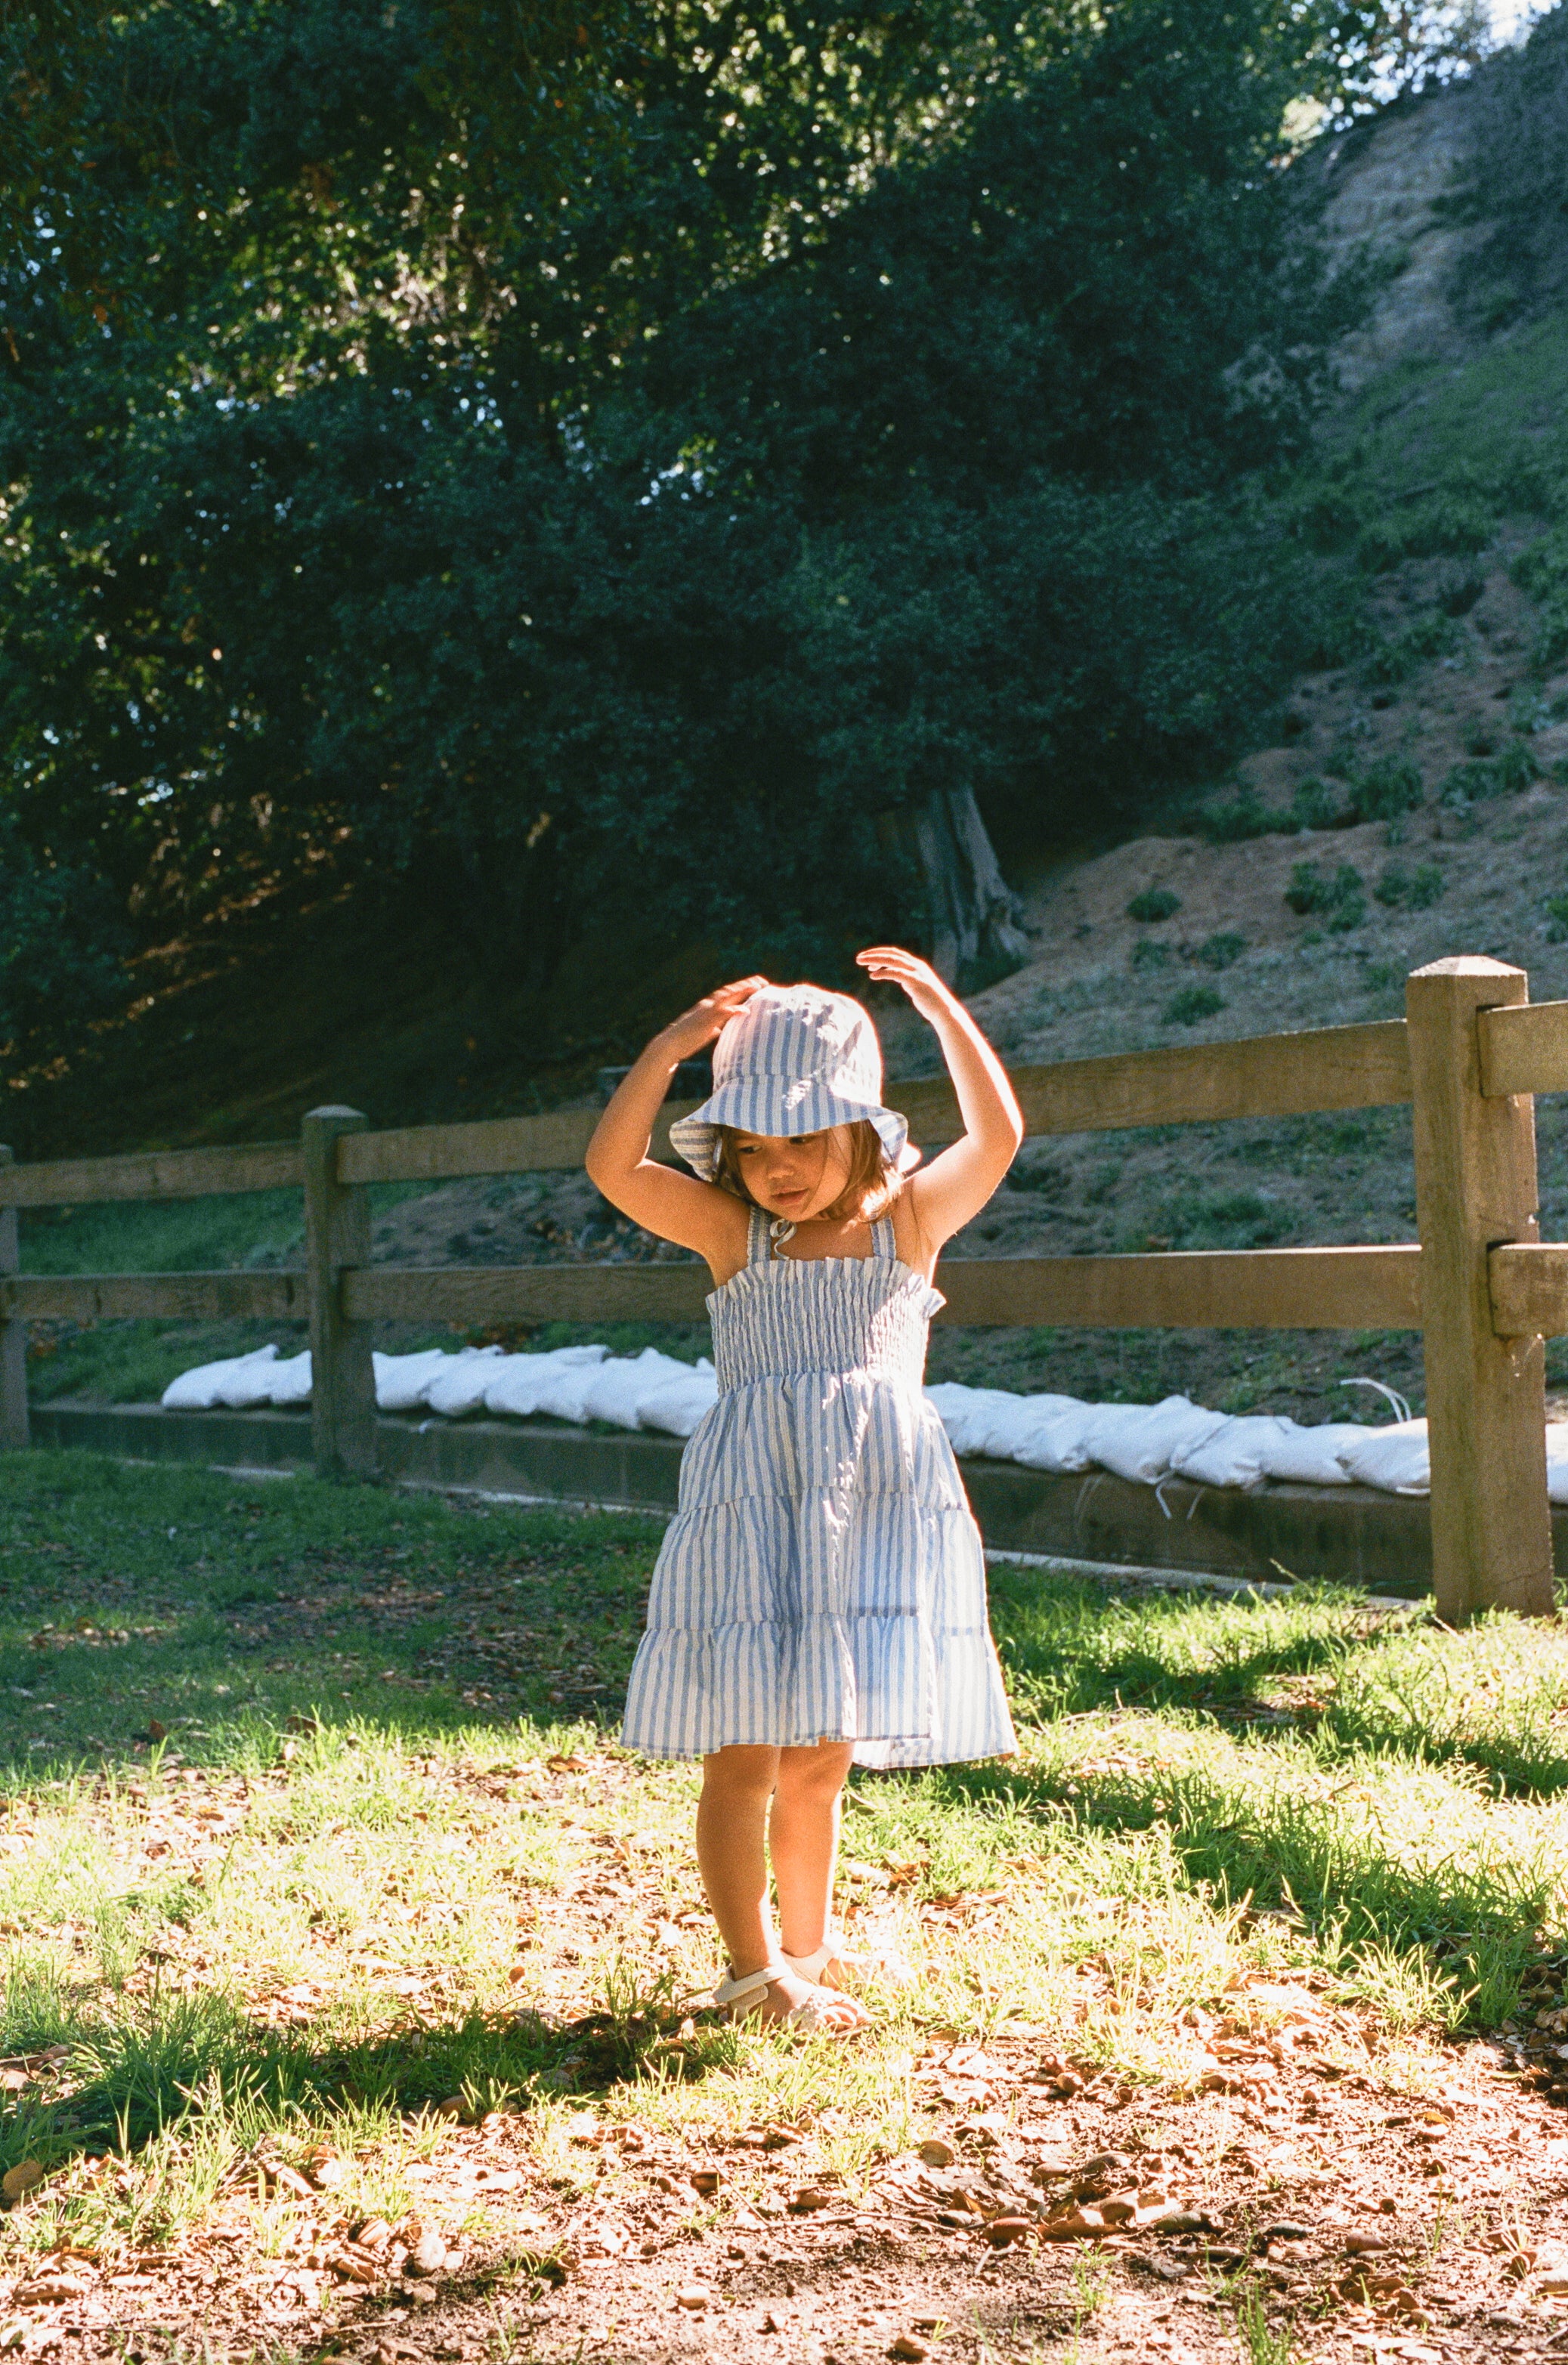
(0, 0, 1489, 1061)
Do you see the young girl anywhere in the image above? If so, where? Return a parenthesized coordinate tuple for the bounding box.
(586, 950, 1022, 2034)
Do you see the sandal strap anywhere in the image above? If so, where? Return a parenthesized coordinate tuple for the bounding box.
(781, 1941, 834, 1982)
(713, 1962, 789, 2010)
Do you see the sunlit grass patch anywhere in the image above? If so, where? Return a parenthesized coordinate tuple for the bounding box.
(2, 1451, 1568, 2329)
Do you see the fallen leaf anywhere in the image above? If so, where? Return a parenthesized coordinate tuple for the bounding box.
(892, 2340, 930, 2361)
(406, 2227, 448, 2278)
(691, 2169, 722, 2194)
(984, 2216, 1032, 2248)
(13, 2277, 84, 2305)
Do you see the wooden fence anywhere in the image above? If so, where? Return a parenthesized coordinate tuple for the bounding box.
(3, 953, 1567, 1621)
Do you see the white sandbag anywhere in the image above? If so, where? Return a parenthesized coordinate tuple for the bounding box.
(1171, 1414, 1297, 1492)
(982, 1394, 1096, 1473)
(638, 1361, 720, 1439)
(214, 1343, 281, 1407)
(1076, 1395, 1227, 1485)
(262, 1350, 313, 1406)
(481, 1344, 613, 1418)
(578, 1347, 699, 1430)
(422, 1343, 509, 1417)
(1335, 1418, 1430, 1495)
(1254, 1419, 1368, 1485)
(375, 1347, 466, 1411)
(1545, 1423, 1568, 1505)
(163, 1345, 282, 1411)
(923, 1384, 1030, 1458)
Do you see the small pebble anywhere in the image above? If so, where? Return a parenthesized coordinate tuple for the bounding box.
(919, 2139, 956, 2168)
(676, 2286, 710, 2312)
(892, 2339, 930, 2361)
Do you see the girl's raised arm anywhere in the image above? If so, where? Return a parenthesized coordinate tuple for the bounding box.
(585, 978, 763, 1270)
(855, 946, 1022, 1255)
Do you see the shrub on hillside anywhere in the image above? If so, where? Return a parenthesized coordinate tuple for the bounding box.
(1440, 743, 1538, 804)
(1344, 753, 1425, 824)
(1127, 887, 1181, 922)
(1513, 530, 1568, 669)
(1196, 931, 1246, 969)
(1288, 777, 1348, 831)
(1362, 611, 1461, 687)
(1285, 861, 1366, 930)
(1356, 498, 1492, 577)
(1375, 862, 1445, 910)
(1131, 938, 1172, 970)
(1197, 791, 1274, 842)
(1163, 984, 1225, 1025)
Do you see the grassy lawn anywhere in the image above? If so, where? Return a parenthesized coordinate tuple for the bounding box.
(3, 1454, 1568, 2361)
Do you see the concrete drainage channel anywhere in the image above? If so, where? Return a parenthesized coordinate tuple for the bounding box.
(22, 1399, 1483, 1604)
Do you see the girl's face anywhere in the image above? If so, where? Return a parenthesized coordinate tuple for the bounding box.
(731, 1128, 852, 1222)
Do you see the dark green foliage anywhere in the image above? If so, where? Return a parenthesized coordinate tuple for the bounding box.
(0, 0, 1472, 1044)
(1361, 610, 1460, 686)
(1456, 5, 1568, 328)
(1514, 530, 1568, 669)
(1375, 862, 1445, 910)
(1439, 742, 1539, 805)
(1434, 561, 1486, 617)
(1355, 496, 1492, 576)
(1289, 776, 1348, 830)
(1162, 983, 1226, 1025)
(1130, 938, 1172, 972)
(1197, 790, 1275, 843)
(1195, 931, 1246, 969)
(1127, 888, 1181, 923)
(0, 812, 128, 1071)
(1286, 861, 1366, 929)
(1545, 892, 1568, 942)
(1344, 753, 1424, 824)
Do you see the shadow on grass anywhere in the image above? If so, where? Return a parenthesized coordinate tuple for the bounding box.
(1, 1963, 740, 2186)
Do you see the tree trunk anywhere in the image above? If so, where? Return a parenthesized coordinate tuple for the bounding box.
(877, 787, 1031, 987)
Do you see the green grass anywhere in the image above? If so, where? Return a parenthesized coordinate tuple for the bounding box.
(2, 1451, 1567, 2334)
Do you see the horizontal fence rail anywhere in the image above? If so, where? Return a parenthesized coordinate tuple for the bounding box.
(1, 1272, 308, 1322)
(0, 960, 1561, 1621)
(0, 1140, 302, 1208)
(1477, 998, 1568, 1099)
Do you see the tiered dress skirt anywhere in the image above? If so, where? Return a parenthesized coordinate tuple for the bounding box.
(621, 1226, 1016, 1767)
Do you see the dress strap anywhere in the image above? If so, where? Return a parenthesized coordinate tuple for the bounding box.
(871, 1215, 898, 1261)
(747, 1206, 773, 1266)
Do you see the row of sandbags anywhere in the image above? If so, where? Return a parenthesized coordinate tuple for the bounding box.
(157, 1340, 1568, 1502)
(162, 1342, 720, 1436)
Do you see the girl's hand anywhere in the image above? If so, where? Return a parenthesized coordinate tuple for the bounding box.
(661, 975, 769, 1059)
(855, 945, 957, 1025)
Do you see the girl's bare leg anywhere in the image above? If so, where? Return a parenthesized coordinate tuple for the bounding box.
(697, 1744, 864, 2028)
(771, 1738, 856, 1959)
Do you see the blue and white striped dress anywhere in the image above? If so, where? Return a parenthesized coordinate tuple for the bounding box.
(621, 1209, 1016, 1767)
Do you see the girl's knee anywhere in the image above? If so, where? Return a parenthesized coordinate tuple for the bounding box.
(700, 1744, 781, 1802)
(775, 1739, 855, 1799)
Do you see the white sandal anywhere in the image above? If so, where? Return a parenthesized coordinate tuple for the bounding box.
(781, 1928, 914, 1992)
(712, 1962, 868, 2034)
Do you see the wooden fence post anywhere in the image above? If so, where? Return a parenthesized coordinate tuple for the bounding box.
(302, 1106, 376, 1480)
(1406, 957, 1554, 1620)
(0, 1148, 28, 1451)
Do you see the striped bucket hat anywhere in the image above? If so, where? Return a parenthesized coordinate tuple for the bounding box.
(667, 985, 915, 1182)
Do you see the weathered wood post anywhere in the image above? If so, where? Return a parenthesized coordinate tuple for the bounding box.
(302, 1106, 376, 1480)
(0, 1148, 28, 1451)
(1406, 957, 1554, 1620)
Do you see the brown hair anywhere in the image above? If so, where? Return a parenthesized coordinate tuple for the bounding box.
(715, 1120, 902, 1226)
